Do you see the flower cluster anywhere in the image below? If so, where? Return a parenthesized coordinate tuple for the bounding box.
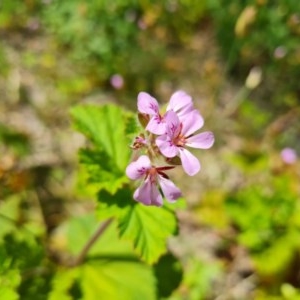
(126, 91, 215, 206)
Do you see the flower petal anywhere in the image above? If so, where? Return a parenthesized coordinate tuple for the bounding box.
(126, 155, 151, 180)
(167, 90, 193, 114)
(181, 110, 204, 137)
(145, 115, 166, 135)
(133, 178, 152, 205)
(137, 92, 159, 115)
(150, 185, 163, 206)
(134, 178, 163, 206)
(158, 176, 182, 202)
(185, 131, 215, 149)
(178, 103, 194, 118)
(156, 135, 178, 158)
(179, 148, 200, 176)
(164, 110, 181, 137)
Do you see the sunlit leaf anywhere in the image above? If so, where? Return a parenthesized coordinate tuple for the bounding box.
(0, 269, 21, 300)
(49, 269, 79, 300)
(78, 148, 128, 195)
(80, 259, 156, 300)
(71, 104, 138, 195)
(56, 213, 134, 257)
(70, 104, 132, 170)
(52, 213, 156, 299)
(119, 203, 178, 264)
(97, 188, 178, 264)
(0, 286, 19, 300)
(253, 230, 300, 276)
(0, 196, 20, 239)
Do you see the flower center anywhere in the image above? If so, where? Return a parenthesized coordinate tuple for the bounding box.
(173, 134, 186, 147)
(172, 123, 186, 147)
(146, 166, 175, 182)
(148, 167, 158, 183)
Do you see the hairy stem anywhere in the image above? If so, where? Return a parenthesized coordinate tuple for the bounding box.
(70, 217, 113, 267)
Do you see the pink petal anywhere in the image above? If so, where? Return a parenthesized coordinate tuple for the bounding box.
(181, 110, 204, 137)
(156, 135, 178, 158)
(145, 115, 166, 135)
(158, 176, 182, 202)
(164, 110, 181, 137)
(178, 103, 194, 118)
(185, 131, 215, 149)
(167, 91, 193, 114)
(126, 155, 151, 180)
(134, 178, 163, 206)
(133, 178, 152, 205)
(179, 148, 200, 176)
(150, 186, 164, 206)
(137, 92, 159, 115)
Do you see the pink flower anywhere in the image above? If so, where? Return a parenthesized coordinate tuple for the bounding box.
(137, 92, 166, 135)
(126, 155, 182, 206)
(110, 74, 124, 89)
(167, 90, 194, 118)
(137, 90, 196, 135)
(156, 110, 214, 176)
(281, 147, 297, 164)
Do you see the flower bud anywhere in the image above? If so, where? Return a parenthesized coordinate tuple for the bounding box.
(245, 66, 262, 90)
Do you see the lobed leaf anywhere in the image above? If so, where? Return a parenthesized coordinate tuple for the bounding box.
(78, 148, 128, 195)
(97, 188, 178, 264)
(52, 213, 156, 300)
(71, 104, 139, 195)
(71, 104, 129, 168)
(80, 260, 156, 300)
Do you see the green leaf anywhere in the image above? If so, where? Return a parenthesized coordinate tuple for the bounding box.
(70, 104, 132, 170)
(119, 203, 178, 264)
(1, 233, 52, 300)
(124, 112, 140, 140)
(253, 230, 300, 276)
(153, 253, 183, 298)
(80, 260, 156, 300)
(0, 269, 21, 300)
(58, 213, 134, 257)
(78, 148, 128, 195)
(71, 104, 138, 195)
(0, 196, 20, 239)
(0, 286, 19, 300)
(49, 269, 79, 300)
(53, 213, 156, 300)
(0, 123, 30, 156)
(97, 188, 178, 264)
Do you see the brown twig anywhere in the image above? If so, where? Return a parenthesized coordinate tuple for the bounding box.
(70, 217, 113, 267)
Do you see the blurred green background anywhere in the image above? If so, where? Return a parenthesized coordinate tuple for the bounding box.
(1, 0, 300, 299)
